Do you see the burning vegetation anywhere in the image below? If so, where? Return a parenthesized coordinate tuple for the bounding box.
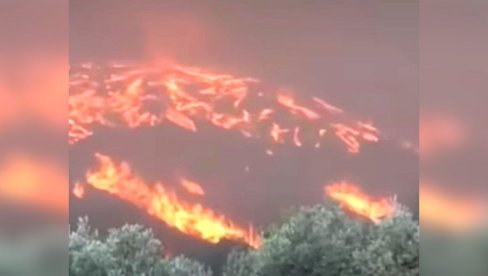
(68, 60, 398, 250)
(69, 62, 380, 153)
(75, 153, 261, 249)
(325, 181, 396, 223)
(68, 60, 411, 251)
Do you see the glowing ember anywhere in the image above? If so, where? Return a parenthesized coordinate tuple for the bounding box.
(179, 178, 205, 196)
(69, 62, 380, 153)
(165, 108, 197, 132)
(276, 93, 320, 120)
(293, 127, 302, 147)
(332, 122, 379, 153)
(325, 181, 395, 223)
(79, 153, 261, 249)
(73, 183, 85, 199)
(270, 123, 289, 143)
(313, 97, 343, 115)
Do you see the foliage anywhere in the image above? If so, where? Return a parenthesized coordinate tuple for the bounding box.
(70, 202, 420, 276)
(69, 217, 211, 276)
(223, 202, 419, 276)
(167, 256, 213, 276)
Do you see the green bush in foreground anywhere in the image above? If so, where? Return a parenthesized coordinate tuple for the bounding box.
(70, 202, 419, 276)
(69, 217, 212, 276)
(223, 203, 419, 276)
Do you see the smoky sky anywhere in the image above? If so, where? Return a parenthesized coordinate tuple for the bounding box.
(69, 0, 418, 258)
(420, 0, 488, 196)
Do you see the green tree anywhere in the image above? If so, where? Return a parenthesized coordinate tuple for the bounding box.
(222, 249, 257, 276)
(224, 202, 419, 276)
(69, 217, 113, 276)
(105, 224, 163, 275)
(70, 201, 419, 276)
(69, 217, 212, 276)
(167, 256, 213, 276)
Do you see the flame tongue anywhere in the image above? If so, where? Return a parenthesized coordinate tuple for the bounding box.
(82, 153, 261, 249)
(325, 181, 395, 223)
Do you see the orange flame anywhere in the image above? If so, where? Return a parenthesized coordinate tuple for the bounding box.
(276, 93, 320, 120)
(325, 181, 395, 223)
(165, 108, 197, 132)
(332, 122, 379, 153)
(179, 178, 205, 196)
(79, 153, 261, 249)
(69, 62, 379, 153)
(68, 89, 109, 144)
(270, 123, 289, 143)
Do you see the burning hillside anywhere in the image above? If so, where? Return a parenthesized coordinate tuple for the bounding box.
(69, 60, 409, 250)
(69, 62, 380, 153)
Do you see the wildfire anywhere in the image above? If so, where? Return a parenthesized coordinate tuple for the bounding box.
(69, 62, 379, 153)
(325, 181, 395, 223)
(78, 153, 261, 249)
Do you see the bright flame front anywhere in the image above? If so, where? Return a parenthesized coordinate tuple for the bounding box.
(78, 153, 261, 249)
(325, 181, 395, 223)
